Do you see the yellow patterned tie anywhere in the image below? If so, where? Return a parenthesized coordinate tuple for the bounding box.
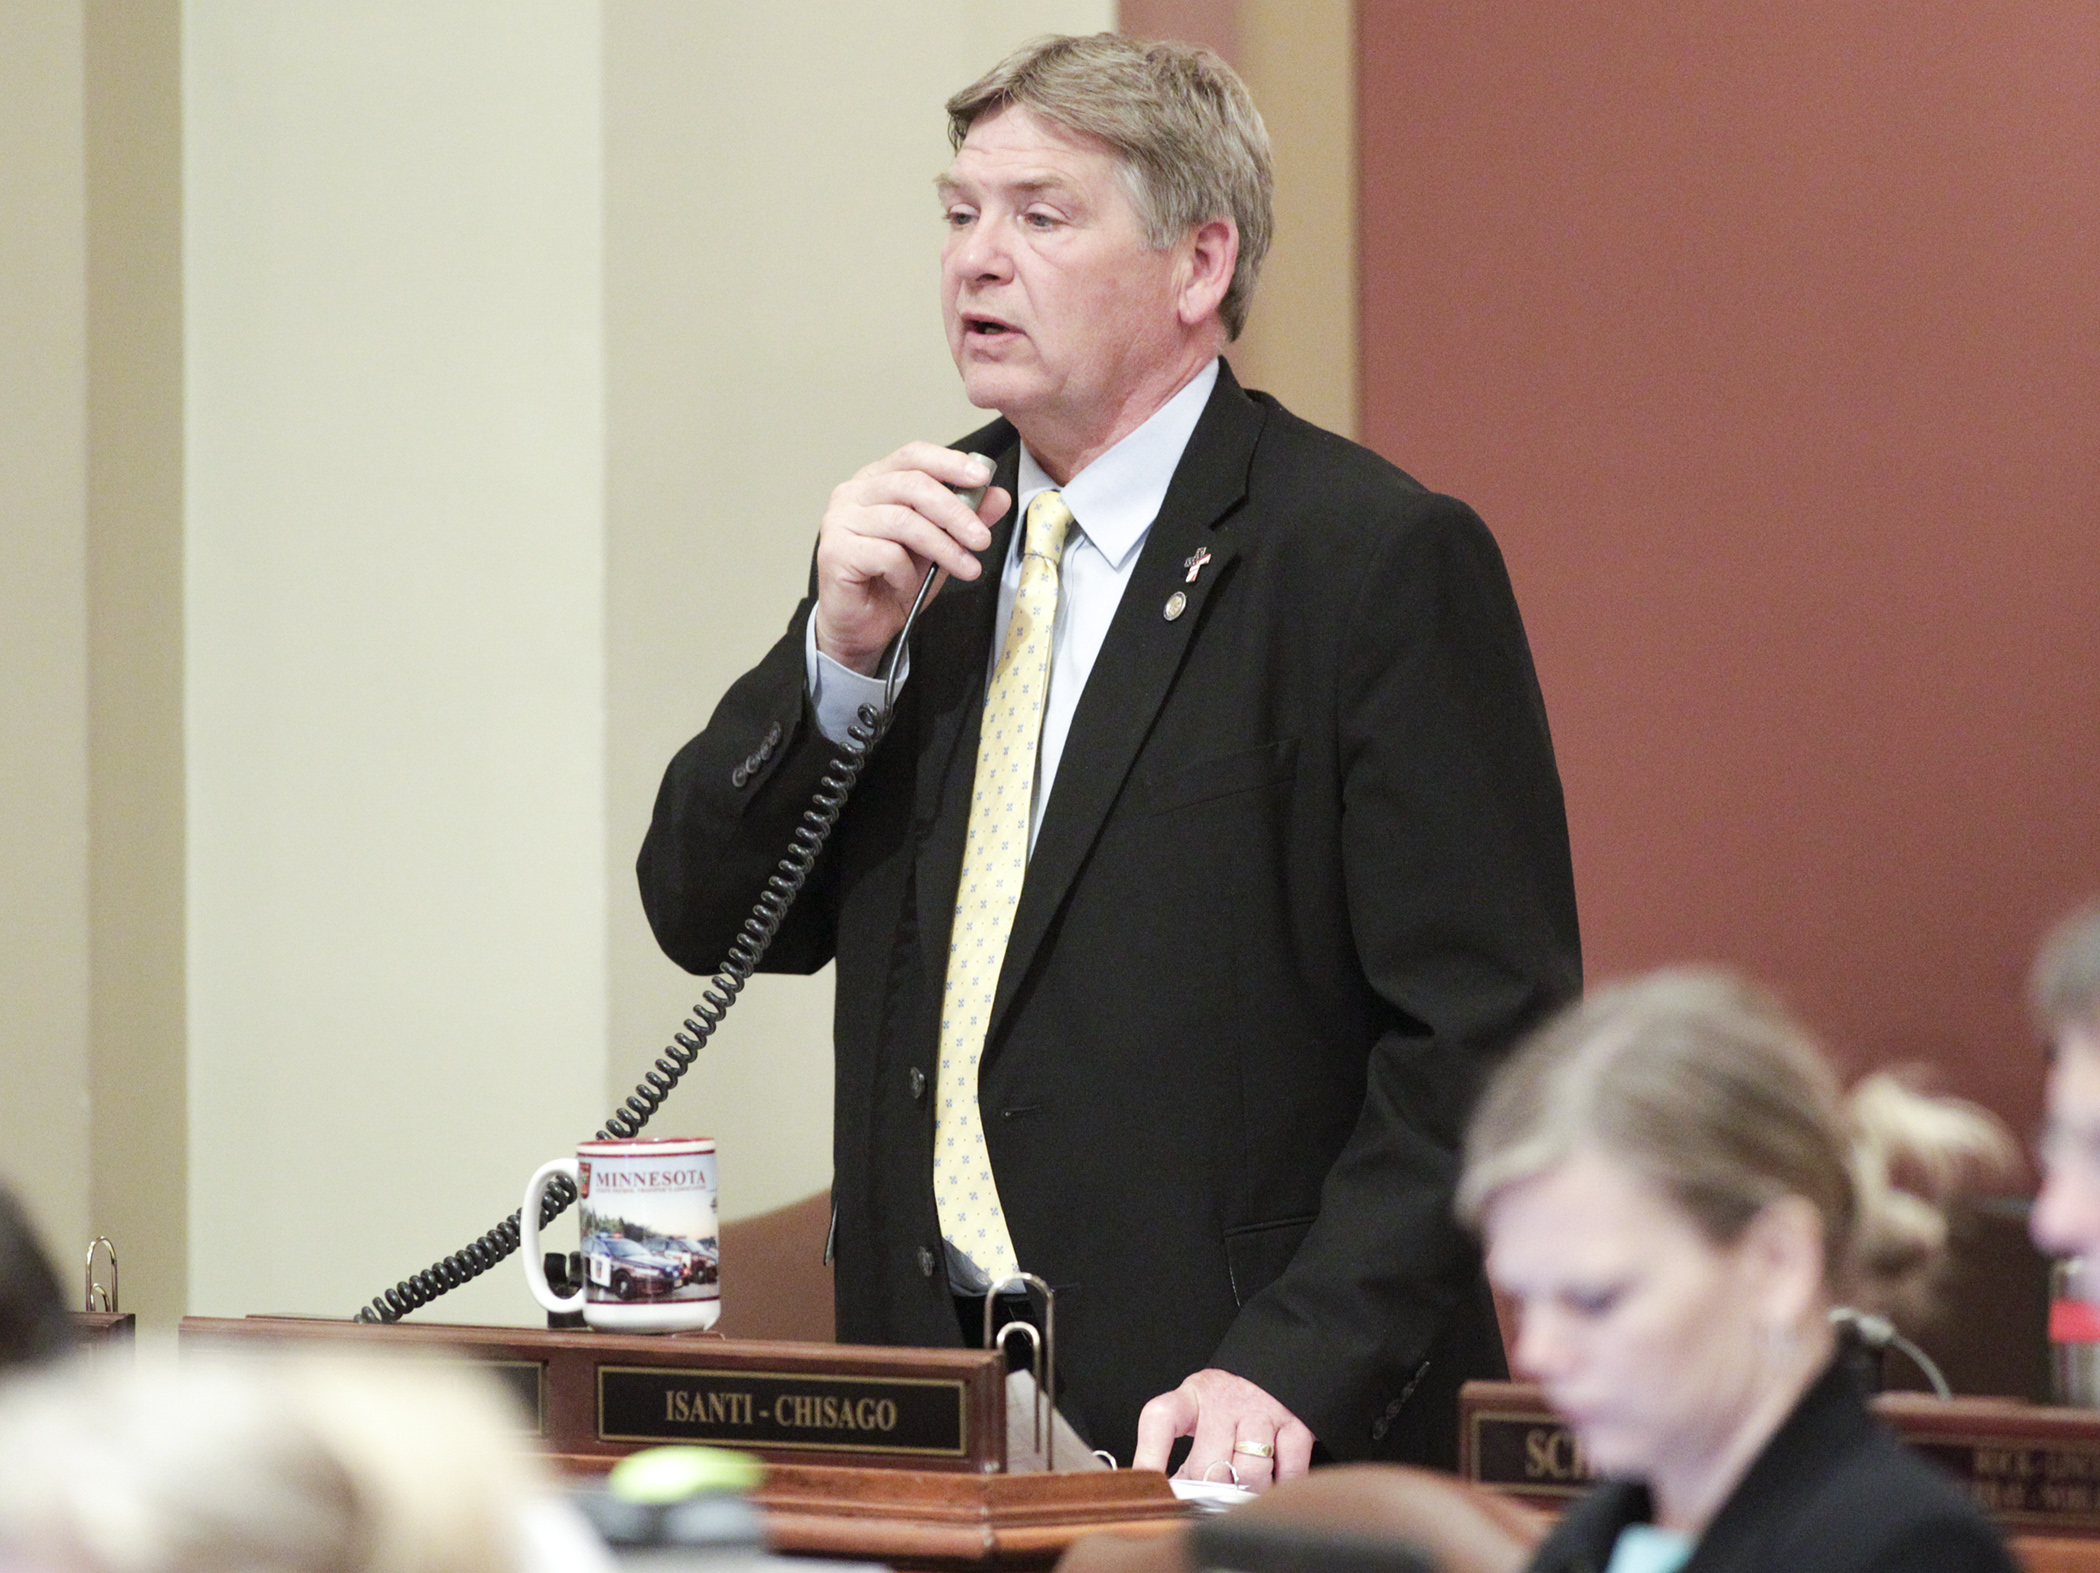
(933, 489, 1073, 1285)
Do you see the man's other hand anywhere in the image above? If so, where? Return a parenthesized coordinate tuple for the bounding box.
(813, 443, 1008, 675)
(1132, 1368, 1315, 1493)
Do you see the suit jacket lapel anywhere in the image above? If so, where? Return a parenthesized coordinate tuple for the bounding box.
(1680, 1360, 1869, 1573)
(985, 366, 1267, 1045)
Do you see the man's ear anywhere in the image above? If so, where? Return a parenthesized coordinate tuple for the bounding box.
(1175, 216, 1238, 329)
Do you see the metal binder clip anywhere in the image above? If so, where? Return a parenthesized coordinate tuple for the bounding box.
(997, 1320, 1047, 1460)
(84, 1237, 119, 1314)
(981, 1272, 1056, 1471)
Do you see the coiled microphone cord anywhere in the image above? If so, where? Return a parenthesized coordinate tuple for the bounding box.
(353, 565, 946, 1324)
(354, 700, 891, 1323)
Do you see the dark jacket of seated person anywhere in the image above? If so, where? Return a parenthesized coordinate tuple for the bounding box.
(0, 1186, 71, 1373)
(1527, 1357, 2013, 1573)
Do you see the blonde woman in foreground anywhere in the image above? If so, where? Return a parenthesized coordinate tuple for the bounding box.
(1461, 969, 2017, 1573)
(0, 1349, 613, 1573)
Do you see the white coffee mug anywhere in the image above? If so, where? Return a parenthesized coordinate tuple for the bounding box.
(522, 1136, 719, 1332)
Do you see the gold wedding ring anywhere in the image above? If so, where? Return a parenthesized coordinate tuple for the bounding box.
(1233, 1438, 1276, 1459)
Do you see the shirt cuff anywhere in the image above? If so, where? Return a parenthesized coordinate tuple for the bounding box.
(805, 614, 906, 744)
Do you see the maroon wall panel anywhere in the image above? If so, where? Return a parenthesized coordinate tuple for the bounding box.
(1359, 3, 2100, 1126)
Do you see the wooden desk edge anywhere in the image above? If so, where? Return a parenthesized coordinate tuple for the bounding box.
(2015, 1536, 2100, 1573)
(754, 1464, 1183, 1566)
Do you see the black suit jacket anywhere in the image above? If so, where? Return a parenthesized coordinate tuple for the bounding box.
(1526, 1361, 2017, 1573)
(639, 363, 1581, 1466)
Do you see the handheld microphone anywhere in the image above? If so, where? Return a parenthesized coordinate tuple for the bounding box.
(882, 451, 994, 710)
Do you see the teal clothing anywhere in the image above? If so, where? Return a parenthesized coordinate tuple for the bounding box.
(1604, 1525, 1693, 1573)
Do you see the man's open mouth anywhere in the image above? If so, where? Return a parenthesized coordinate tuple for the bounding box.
(965, 315, 1016, 337)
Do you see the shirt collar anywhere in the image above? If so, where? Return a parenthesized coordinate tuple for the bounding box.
(1014, 357, 1220, 572)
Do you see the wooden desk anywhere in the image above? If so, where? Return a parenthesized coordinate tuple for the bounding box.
(756, 1465, 1181, 1570)
(69, 1310, 133, 1350)
(2020, 1538, 2100, 1573)
(177, 1316, 1185, 1569)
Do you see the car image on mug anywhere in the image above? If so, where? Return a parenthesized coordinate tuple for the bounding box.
(523, 1136, 720, 1332)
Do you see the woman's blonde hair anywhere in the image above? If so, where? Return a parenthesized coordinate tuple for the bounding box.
(1459, 968, 2017, 1320)
(0, 1349, 556, 1573)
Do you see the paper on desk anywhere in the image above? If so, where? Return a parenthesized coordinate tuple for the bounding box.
(1170, 1478, 1257, 1512)
(1005, 1370, 1109, 1473)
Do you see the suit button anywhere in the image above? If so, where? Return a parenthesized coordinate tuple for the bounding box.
(766, 722, 783, 748)
(909, 1067, 927, 1102)
(730, 763, 749, 788)
(917, 1245, 937, 1278)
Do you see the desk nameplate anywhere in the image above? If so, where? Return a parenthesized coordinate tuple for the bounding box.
(599, 1364, 970, 1457)
(481, 1359, 548, 1435)
(178, 1317, 1007, 1472)
(70, 1311, 136, 1348)
(1463, 1379, 2100, 1537)
(1906, 1436, 2100, 1531)
(1462, 1406, 1591, 1504)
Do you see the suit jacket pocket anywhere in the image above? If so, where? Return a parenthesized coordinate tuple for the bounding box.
(1224, 1214, 1316, 1307)
(1140, 738, 1299, 817)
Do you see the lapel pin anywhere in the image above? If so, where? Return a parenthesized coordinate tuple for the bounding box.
(1183, 547, 1213, 584)
(1163, 591, 1188, 621)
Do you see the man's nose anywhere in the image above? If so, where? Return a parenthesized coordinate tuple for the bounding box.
(948, 216, 1013, 280)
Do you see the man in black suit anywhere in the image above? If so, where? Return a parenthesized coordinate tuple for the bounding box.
(638, 34, 1579, 1480)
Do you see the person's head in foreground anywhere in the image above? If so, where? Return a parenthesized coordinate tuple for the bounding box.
(2028, 899, 2100, 1268)
(0, 1349, 609, 1573)
(1460, 968, 2017, 1567)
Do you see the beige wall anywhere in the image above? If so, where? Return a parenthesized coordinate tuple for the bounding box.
(604, 0, 1113, 1226)
(183, 2, 610, 1327)
(86, 0, 187, 1334)
(176, 0, 1118, 1326)
(0, 1, 93, 1269)
(2, 1, 188, 1327)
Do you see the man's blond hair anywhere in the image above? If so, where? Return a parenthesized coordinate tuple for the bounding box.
(947, 33, 1273, 340)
